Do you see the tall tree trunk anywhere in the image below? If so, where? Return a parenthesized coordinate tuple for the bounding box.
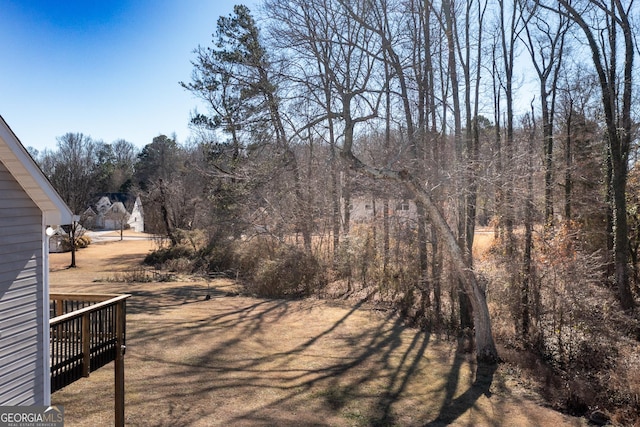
(564, 102, 573, 220)
(417, 202, 431, 309)
(158, 179, 177, 246)
(432, 223, 442, 322)
(343, 168, 352, 237)
(606, 148, 615, 278)
(323, 67, 341, 265)
(69, 221, 78, 268)
(383, 57, 392, 280)
(499, 0, 516, 259)
(521, 105, 536, 338)
(491, 45, 503, 241)
(383, 198, 390, 277)
(542, 100, 554, 228)
(522, 4, 566, 230)
(443, 0, 473, 331)
(331, 142, 341, 267)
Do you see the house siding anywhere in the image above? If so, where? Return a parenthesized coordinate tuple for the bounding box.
(0, 160, 45, 405)
(129, 197, 144, 232)
(349, 196, 418, 224)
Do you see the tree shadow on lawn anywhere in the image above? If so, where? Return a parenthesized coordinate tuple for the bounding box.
(124, 284, 235, 317)
(51, 271, 504, 426)
(129, 297, 296, 350)
(424, 343, 498, 427)
(119, 286, 500, 427)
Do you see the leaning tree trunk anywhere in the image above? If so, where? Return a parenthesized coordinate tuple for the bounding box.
(342, 151, 499, 363)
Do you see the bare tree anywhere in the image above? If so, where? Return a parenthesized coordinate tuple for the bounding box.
(521, 1, 569, 229)
(111, 139, 138, 192)
(496, 0, 528, 257)
(135, 135, 182, 244)
(105, 202, 129, 241)
(556, 67, 600, 222)
(48, 132, 97, 267)
(49, 133, 97, 214)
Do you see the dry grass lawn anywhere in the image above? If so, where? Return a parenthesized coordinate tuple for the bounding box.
(49, 235, 587, 426)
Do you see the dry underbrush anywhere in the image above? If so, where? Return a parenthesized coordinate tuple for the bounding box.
(477, 223, 640, 425)
(143, 229, 326, 298)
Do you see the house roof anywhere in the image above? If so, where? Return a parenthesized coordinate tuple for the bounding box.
(0, 115, 74, 225)
(89, 193, 139, 213)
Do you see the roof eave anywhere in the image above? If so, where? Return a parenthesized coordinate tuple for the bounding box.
(0, 116, 74, 225)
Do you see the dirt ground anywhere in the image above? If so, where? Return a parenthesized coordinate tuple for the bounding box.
(49, 235, 588, 426)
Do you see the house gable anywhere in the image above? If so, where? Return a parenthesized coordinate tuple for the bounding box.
(0, 115, 73, 406)
(0, 116, 73, 225)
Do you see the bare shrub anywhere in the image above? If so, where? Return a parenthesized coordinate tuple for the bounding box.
(245, 243, 325, 298)
(102, 267, 174, 283)
(173, 228, 208, 251)
(535, 222, 610, 368)
(119, 267, 154, 283)
(143, 245, 195, 268)
(608, 345, 640, 423)
(332, 225, 384, 287)
(165, 257, 193, 273)
(233, 236, 279, 276)
(61, 234, 92, 251)
(196, 240, 235, 273)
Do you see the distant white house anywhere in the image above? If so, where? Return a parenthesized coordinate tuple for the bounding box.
(47, 226, 67, 253)
(0, 115, 74, 405)
(84, 193, 144, 232)
(349, 195, 418, 225)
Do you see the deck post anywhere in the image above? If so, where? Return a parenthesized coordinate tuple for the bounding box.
(82, 313, 90, 377)
(115, 300, 125, 427)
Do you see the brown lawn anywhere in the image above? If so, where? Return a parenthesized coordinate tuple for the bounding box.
(49, 236, 587, 426)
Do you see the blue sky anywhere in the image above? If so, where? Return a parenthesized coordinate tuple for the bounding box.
(0, 0, 254, 152)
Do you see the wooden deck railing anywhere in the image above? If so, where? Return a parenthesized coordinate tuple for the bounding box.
(50, 293, 130, 426)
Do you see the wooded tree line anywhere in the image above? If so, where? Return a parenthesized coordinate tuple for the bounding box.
(177, 0, 639, 415)
(179, 0, 639, 361)
(35, 0, 640, 419)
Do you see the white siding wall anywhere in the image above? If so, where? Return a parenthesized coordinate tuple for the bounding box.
(0, 160, 45, 405)
(128, 197, 144, 232)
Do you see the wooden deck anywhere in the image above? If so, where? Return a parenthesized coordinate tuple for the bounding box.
(50, 293, 130, 426)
